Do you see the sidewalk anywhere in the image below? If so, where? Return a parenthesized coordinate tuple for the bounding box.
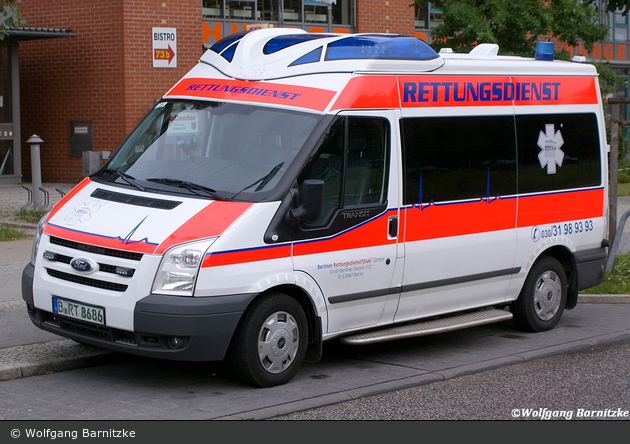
(1, 182, 630, 386)
(0, 182, 118, 380)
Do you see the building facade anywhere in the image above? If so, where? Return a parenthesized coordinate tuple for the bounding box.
(0, 0, 624, 184)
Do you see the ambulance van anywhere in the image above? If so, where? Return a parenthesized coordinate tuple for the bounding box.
(22, 28, 609, 387)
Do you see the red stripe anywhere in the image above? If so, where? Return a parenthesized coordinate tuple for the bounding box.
(202, 244, 291, 267)
(165, 78, 336, 112)
(330, 76, 399, 110)
(46, 177, 91, 220)
(402, 189, 604, 242)
(516, 189, 604, 228)
(404, 198, 517, 242)
(156, 201, 252, 254)
(398, 75, 598, 108)
(293, 212, 396, 257)
(44, 224, 159, 254)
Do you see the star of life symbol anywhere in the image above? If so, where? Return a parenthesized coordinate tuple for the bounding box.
(537, 124, 565, 174)
(64, 200, 101, 225)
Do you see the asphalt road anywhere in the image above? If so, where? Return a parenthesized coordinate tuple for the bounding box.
(0, 301, 629, 420)
(270, 337, 630, 420)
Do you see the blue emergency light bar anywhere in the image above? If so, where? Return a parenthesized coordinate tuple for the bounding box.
(210, 31, 439, 65)
(535, 41, 555, 61)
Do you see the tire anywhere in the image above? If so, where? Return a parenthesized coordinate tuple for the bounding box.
(229, 293, 308, 388)
(511, 256, 567, 332)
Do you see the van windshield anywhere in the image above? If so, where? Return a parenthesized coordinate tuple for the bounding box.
(101, 100, 322, 200)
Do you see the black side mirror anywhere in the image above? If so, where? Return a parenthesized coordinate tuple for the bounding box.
(289, 179, 324, 224)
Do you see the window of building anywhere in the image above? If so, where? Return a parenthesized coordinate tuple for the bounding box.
(203, 0, 223, 17)
(614, 10, 628, 41)
(283, 0, 302, 21)
(202, 0, 352, 26)
(304, 0, 328, 23)
(0, 45, 13, 177)
(227, 0, 256, 19)
(258, 0, 278, 20)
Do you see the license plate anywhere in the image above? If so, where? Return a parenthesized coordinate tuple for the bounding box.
(52, 297, 105, 326)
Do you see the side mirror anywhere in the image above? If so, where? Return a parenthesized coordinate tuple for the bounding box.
(289, 179, 324, 224)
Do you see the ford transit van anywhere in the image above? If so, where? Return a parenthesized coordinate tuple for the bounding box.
(23, 28, 609, 387)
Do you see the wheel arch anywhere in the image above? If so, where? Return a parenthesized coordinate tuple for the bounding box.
(537, 245, 578, 309)
(230, 283, 324, 361)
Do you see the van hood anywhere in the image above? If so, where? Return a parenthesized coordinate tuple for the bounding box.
(42, 178, 253, 255)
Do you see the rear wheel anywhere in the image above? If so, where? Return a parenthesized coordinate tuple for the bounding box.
(511, 256, 567, 332)
(229, 293, 307, 387)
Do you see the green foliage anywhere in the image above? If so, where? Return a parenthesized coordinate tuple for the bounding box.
(0, 0, 26, 40)
(427, 0, 607, 57)
(581, 253, 630, 293)
(18, 209, 47, 224)
(0, 224, 29, 241)
(586, 0, 630, 16)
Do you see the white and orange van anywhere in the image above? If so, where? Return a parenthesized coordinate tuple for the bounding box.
(23, 28, 609, 387)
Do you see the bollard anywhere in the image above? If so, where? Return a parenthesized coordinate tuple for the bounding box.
(27, 135, 44, 210)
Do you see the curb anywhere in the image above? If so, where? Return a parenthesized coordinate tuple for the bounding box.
(0, 340, 124, 382)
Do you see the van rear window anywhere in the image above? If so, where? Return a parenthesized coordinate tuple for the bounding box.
(401, 115, 517, 205)
(401, 113, 602, 205)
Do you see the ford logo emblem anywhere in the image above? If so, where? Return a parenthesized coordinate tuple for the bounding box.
(70, 258, 96, 274)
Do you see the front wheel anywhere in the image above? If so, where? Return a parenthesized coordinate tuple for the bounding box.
(229, 293, 308, 387)
(511, 256, 567, 332)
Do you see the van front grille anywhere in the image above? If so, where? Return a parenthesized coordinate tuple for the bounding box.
(46, 268, 128, 292)
(50, 236, 143, 261)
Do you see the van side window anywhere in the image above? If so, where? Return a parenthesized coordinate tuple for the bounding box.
(299, 116, 390, 227)
(516, 113, 601, 193)
(401, 115, 517, 205)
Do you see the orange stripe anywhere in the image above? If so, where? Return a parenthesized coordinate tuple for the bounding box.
(44, 223, 159, 254)
(517, 189, 604, 228)
(404, 198, 517, 242)
(165, 78, 336, 112)
(402, 189, 604, 242)
(202, 244, 291, 267)
(293, 211, 396, 257)
(331, 76, 400, 111)
(46, 177, 91, 220)
(399, 75, 598, 108)
(156, 201, 252, 254)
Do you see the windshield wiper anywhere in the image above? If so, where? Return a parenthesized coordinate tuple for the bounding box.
(146, 178, 218, 198)
(231, 162, 284, 200)
(102, 169, 146, 191)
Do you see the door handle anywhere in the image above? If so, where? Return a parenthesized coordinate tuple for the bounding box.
(388, 216, 398, 238)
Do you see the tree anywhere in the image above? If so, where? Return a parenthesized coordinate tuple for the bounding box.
(591, 0, 630, 15)
(0, 0, 25, 40)
(426, 0, 608, 57)
(420, 0, 625, 98)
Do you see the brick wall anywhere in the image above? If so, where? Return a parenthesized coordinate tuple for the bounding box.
(19, 0, 201, 183)
(355, 0, 415, 36)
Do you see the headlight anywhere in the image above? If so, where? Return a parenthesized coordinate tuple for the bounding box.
(30, 211, 50, 266)
(152, 238, 216, 296)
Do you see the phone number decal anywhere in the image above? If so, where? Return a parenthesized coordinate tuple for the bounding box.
(531, 220, 595, 242)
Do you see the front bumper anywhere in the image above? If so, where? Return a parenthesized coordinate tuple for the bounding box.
(22, 263, 256, 361)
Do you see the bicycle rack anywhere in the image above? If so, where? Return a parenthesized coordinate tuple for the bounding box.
(20, 186, 33, 218)
(38, 187, 50, 211)
(55, 188, 66, 198)
(606, 208, 630, 273)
